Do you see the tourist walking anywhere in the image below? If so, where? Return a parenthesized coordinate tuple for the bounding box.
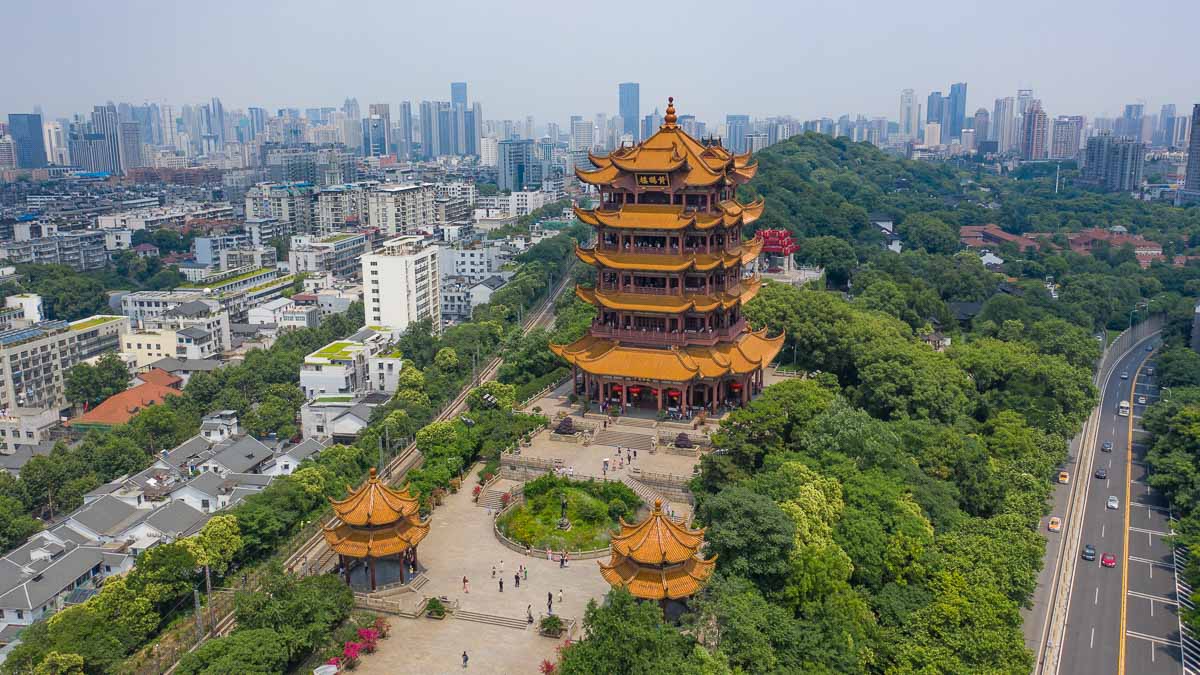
(514, 572, 520, 588)
(559, 551, 565, 568)
(547, 591, 553, 614)
(558, 589, 564, 605)
(527, 604, 534, 624)
(462, 651, 469, 668)
(491, 565, 496, 578)
(523, 566, 528, 581)
(463, 576, 470, 593)
(499, 578, 504, 592)
(499, 559, 504, 573)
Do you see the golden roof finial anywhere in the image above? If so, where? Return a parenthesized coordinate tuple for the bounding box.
(663, 97, 677, 127)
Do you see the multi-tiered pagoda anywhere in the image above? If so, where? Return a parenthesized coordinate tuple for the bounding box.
(552, 98, 783, 415)
(324, 468, 430, 591)
(598, 499, 715, 612)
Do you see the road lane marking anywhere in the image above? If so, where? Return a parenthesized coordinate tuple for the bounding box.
(1127, 630, 1181, 646)
(1129, 555, 1172, 569)
(1130, 503, 1170, 513)
(1091, 626, 1095, 648)
(1128, 590, 1177, 605)
(1102, 524, 1106, 538)
(1096, 587, 1100, 604)
(1130, 526, 1173, 536)
(1119, 351, 1148, 675)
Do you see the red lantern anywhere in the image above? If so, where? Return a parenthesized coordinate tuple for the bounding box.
(730, 382, 743, 390)
(628, 386, 642, 395)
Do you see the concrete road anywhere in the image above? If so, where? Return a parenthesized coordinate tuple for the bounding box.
(1056, 339, 1185, 675)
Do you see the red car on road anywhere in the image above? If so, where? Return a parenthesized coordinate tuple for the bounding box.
(1101, 553, 1117, 568)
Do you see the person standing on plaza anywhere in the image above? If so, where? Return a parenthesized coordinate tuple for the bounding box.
(527, 604, 534, 624)
(523, 566, 528, 581)
(463, 576, 470, 593)
(557, 589, 563, 605)
(499, 559, 504, 574)
(499, 577, 504, 592)
(462, 651, 469, 668)
(514, 572, 520, 588)
(547, 591, 553, 614)
(491, 565, 496, 578)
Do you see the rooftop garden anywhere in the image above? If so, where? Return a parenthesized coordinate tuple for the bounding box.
(245, 274, 295, 295)
(68, 315, 125, 331)
(180, 267, 276, 289)
(314, 395, 354, 403)
(306, 341, 361, 362)
(320, 233, 355, 244)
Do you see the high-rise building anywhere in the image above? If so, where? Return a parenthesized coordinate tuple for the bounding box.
(972, 108, 990, 144)
(1050, 116, 1084, 160)
(1184, 105, 1200, 193)
(899, 89, 918, 139)
(398, 102, 414, 159)
(7, 114, 47, 168)
(497, 139, 534, 191)
(947, 82, 967, 141)
(725, 114, 750, 153)
(343, 98, 361, 120)
(361, 236, 441, 333)
(570, 118, 594, 151)
(210, 97, 226, 148)
(450, 82, 467, 109)
(480, 136, 499, 167)
(418, 101, 440, 159)
(926, 91, 945, 133)
(1017, 89, 1034, 115)
(1019, 100, 1049, 161)
(119, 120, 144, 171)
(42, 120, 68, 165)
(367, 183, 437, 235)
(362, 116, 389, 156)
(1117, 104, 1144, 140)
(619, 83, 640, 141)
(1082, 134, 1145, 192)
(1158, 104, 1176, 146)
(70, 104, 121, 174)
(247, 107, 266, 141)
(923, 122, 941, 146)
(993, 97, 1016, 152)
(368, 103, 391, 154)
(0, 137, 15, 169)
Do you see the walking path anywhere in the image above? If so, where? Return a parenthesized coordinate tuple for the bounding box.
(359, 464, 610, 674)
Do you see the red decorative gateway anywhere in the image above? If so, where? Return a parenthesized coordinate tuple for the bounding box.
(757, 229, 798, 255)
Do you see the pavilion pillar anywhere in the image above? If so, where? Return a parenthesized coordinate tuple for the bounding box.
(741, 377, 749, 406)
(657, 385, 663, 411)
(369, 556, 377, 591)
(340, 555, 350, 586)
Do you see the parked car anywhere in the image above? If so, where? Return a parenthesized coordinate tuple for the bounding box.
(1082, 544, 1097, 561)
(1107, 496, 1120, 510)
(1095, 468, 1108, 479)
(1101, 553, 1117, 568)
(1048, 516, 1062, 532)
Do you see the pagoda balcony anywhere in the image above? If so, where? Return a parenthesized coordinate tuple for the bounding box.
(595, 244, 736, 256)
(590, 321, 746, 347)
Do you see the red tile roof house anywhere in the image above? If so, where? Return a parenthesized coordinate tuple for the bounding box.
(959, 224, 1047, 253)
(1064, 228, 1163, 268)
(69, 382, 182, 431)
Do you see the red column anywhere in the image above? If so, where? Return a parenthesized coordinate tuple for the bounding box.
(369, 556, 377, 591)
(657, 385, 663, 411)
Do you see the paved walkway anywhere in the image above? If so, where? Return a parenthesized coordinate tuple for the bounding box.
(359, 464, 610, 675)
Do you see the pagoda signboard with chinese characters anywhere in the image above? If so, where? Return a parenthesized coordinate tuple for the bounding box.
(552, 97, 783, 415)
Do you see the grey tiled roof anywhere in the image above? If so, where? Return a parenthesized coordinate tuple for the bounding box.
(0, 547, 108, 611)
(145, 501, 208, 538)
(208, 436, 272, 474)
(69, 496, 149, 538)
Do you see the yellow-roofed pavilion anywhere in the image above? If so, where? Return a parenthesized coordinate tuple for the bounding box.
(552, 97, 783, 415)
(599, 499, 716, 612)
(324, 467, 430, 591)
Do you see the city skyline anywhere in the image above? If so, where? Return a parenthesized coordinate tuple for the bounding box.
(4, 0, 1196, 124)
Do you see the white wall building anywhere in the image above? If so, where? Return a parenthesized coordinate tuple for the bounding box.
(361, 236, 441, 332)
(366, 183, 437, 236)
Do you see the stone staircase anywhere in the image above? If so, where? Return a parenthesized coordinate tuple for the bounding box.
(409, 574, 429, 591)
(454, 609, 529, 630)
(592, 430, 654, 452)
(621, 475, 686, 523)
(477, 488, 508, 510)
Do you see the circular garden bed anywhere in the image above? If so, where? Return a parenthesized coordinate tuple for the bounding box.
(497, 474, 642, 552)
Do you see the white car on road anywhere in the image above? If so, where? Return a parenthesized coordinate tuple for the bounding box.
(1107, 496, 1120, 510)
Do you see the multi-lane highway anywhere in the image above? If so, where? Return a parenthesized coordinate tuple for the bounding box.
(1054, 336, 1187, 674)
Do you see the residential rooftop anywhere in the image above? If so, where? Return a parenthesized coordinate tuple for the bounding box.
(67, 315, 125, 332)
(305, 340, 364, 363)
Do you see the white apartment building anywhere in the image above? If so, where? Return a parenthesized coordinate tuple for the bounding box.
(244, 182, 316, 235)
(123, 328, 178, 368)
(366, 183, 437, 235)
(300, 340, 371, 400)
(367, 351, 404, 395)
(361, 236, 441, 333)
(438, 243, 509, 282)
(316, 181, 378, 234)
(474, 190, 551, 217)
(288, 232, 369, 279)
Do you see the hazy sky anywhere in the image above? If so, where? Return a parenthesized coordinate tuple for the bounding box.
(5, 0, 1197, 124)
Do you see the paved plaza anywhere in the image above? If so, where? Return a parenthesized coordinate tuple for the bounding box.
(359, 462, 611, 675)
